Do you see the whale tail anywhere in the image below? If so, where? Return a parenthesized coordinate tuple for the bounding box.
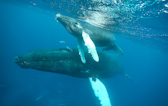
(103, 44, 124, 55)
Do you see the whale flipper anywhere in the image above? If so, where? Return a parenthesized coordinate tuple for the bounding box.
(103, 44, 124, 55)
(77, 40, 86, 63)
(82, 31, 99, 62)
(89, 77, 111, 106)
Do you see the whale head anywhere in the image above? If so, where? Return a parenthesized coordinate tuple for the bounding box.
(15, 49, 89, 76)
(56, 13, 83, 38)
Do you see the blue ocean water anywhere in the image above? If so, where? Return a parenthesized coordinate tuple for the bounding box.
(0, 0, 168, 106)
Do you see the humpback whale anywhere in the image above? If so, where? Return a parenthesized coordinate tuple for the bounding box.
(15, 48, 130, 106)
(15, 48, 123, 78)
(56, 14, 123, 63)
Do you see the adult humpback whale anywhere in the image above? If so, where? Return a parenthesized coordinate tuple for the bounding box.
(15, 48, 123, 78)
(56, 14, 123, 63)
(15, 48, 128, 106)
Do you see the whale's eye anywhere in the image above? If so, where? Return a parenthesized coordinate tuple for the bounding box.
(74, 22, 78, 27)
(74, 22, 82, 29)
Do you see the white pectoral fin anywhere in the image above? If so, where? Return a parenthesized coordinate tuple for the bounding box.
(82, 31, 99, 62)
(89, 78, 111, 106)
(77, 40, 86, 63)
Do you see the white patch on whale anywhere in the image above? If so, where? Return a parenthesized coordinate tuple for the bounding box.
(77, 40, 86, 63)
(82, 31, 99, 62)
(89, 77, 111, 106)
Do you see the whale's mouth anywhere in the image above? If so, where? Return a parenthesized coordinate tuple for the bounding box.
(15, 56, 30, 68)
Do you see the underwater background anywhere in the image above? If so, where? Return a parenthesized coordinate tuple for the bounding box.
(0, 0, 168, 106)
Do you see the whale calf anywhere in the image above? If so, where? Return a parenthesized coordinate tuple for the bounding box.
(15, 48, 130, 106)
(56, 14, 123, 63)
